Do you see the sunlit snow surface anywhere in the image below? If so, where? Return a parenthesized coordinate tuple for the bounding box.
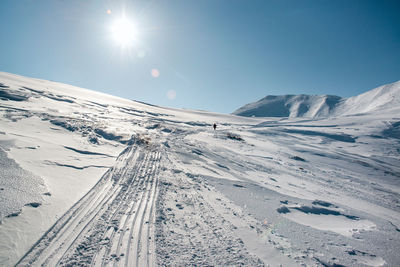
(0, 72, 399, 266)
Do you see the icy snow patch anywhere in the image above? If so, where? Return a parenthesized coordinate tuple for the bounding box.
(280, 205, 376, 237)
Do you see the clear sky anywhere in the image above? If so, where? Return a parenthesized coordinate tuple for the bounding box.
(0, 0, 399, 113)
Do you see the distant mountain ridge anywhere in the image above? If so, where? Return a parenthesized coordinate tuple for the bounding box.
(233, 81, 400, 118)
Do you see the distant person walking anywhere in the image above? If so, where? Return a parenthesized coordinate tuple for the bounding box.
(213, 123, 217, 131)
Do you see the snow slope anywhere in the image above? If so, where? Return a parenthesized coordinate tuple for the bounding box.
(233, 81, 400, 118)
(0, 71, 399, 266)
(337, 81, 400, 116)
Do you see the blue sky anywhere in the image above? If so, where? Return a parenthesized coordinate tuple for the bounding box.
(0, 0, 399, 113)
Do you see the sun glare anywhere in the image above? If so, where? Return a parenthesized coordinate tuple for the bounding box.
(111, 17, 138, 47)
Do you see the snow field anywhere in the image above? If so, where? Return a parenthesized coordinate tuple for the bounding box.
(0, 72, 399, 266)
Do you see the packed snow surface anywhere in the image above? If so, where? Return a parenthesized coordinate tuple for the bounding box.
(233, 81, 400, 118)
(0, 71, 399, 266)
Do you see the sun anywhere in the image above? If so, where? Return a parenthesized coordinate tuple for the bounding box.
(111, 16, 138, 47)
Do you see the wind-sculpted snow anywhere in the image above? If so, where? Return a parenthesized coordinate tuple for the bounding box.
(277, 205, 360, 220)
(282, 129, 357, 143)
(0, 88, 30, 102)
(93, 128, 123, 142)
(48, 118, 129, 144)
(0, 149, 47, 223)
(48, 161, 111, 170)
(63, 146, 115, 157)
(382, 121, 400, 139)
(312, 200, 336, 207)
(1, 71, 400, 266)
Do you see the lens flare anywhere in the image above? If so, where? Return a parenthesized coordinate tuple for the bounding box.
(151, 69, 160, 78)
(167, 90, 176, 100)
(137, 49, 146, 58)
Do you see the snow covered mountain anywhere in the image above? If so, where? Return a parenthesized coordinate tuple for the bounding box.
(1, 72, 400, 267)
(233, 94, 344, 118)
(233, 81, 400, 118)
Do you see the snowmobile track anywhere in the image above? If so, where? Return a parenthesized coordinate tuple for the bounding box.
(16, 143, 162, 267)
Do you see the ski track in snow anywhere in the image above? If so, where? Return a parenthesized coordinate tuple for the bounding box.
(16, 141, 161, 267)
